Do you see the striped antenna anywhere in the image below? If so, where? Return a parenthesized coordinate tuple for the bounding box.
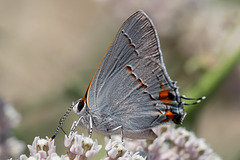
(50, 102, 75, 140)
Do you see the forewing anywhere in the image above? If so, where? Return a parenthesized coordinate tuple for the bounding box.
(87, 10, 180, 130)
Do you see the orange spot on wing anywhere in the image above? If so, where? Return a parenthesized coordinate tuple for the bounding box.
(165, 110, 175, 116)
(130, 73, 137, 79)
(159, 90, 169, 97)
(163, 115, 174, 122)
(160, 82, 164, 89)
(126, 66, 132, 72)
(159, 89, 172, 103)
(137, 79, 147, 89)
(163, 110, 176, 122)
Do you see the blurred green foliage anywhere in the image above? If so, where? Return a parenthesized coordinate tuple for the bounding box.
(184, 47, 240, 130)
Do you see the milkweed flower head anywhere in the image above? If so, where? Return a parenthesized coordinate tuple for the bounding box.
(64, 132, 102, 160)
(125, 125, 222, 160)
(14, 125, 221, 160)
(102, 136, 146, 160)
(19, 136, 60, 160)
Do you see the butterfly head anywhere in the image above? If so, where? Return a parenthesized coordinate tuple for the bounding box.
(73, 98, 88, 116)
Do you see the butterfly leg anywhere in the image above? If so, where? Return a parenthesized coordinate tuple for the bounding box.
(108, 125, 123, 142)
(88, 115, 93, 138)
(70, 116, 83, 134)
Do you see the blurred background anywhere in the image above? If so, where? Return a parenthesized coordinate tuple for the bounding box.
(0, 0, 240, 159)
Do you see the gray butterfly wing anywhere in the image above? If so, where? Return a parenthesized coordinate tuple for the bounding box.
(86, 10, 184, 132)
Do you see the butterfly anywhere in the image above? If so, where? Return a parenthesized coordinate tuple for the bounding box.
(51, 10, 204, 141)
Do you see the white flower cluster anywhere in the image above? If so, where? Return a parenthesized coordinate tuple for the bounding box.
(20, 137, 60, 160)
(125, 125, 222, 160)
(13, 125, 222, 160)
(64, 132, 102, 160)
(102, 137, 146, 160)
(19, 133, 102, 160)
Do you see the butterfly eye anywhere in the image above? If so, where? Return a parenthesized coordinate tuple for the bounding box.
(77, 99, 85, 112)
